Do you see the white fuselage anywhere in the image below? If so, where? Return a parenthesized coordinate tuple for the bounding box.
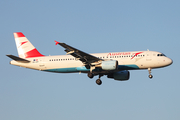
(10, 51, 173, 73)
(8, 32, 173, 85)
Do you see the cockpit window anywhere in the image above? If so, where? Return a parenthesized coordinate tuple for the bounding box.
(157, 54, 166, 57)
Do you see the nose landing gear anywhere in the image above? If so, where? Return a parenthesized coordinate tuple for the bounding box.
(149, 74, 153, 79)
(148, 68, 153, 79)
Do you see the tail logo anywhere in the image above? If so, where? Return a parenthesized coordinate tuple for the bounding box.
(18, 41, 28, 48)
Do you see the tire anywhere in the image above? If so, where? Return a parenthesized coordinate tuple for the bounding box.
(96, 79, 102, 85)
(149, 74, 153, 79)
(88, 72, 94, 79)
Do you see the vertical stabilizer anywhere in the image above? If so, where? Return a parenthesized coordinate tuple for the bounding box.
(14, 32, 44, 58)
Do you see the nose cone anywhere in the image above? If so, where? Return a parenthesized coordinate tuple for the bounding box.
(166, 58, 173, 66)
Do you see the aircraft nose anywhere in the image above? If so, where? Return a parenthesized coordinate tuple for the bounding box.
(166, 58, 173, 66)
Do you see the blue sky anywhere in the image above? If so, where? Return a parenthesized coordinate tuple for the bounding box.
(0, 0, 180, 120)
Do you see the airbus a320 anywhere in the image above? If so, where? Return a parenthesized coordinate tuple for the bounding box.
(7, 32, 173, 85)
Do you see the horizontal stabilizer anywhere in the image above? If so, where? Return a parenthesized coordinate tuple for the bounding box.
(6, 55, 30, 63)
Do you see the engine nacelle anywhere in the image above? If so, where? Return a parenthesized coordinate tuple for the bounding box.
(101, 60, 118, 70)
(107, 70, 130, 81)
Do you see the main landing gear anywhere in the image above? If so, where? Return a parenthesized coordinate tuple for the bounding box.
(96, 74, 103, 85)
(87, 72, 94, 79)
(88, 72, 103, 85)
(96, 79, 102, 85)
(148, 68, 153, 79)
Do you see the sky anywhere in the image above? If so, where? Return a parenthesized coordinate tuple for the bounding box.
(0, 0, 180, 120)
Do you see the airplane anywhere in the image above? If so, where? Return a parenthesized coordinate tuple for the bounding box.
(6, 32, 173, 85)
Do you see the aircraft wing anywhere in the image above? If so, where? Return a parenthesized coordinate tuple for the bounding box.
(55, 41, 103, 65)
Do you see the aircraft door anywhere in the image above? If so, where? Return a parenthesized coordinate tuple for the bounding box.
(146, 51, 152, 61)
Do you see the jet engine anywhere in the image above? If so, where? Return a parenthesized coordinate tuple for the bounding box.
(99, 60, 118, 70)
(107, 70, 130, 81)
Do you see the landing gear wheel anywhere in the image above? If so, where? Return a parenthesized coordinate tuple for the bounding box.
(148, 68, 153, 79)
(149, 74, 153, 79)
(87, 72, 94, 79)
(96, 79, 102, 85)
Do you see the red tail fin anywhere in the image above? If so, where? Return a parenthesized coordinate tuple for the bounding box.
(14, 32, 44, 58)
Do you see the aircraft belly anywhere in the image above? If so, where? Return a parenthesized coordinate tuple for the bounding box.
(43, 61, 89, 73)
(118, 64, 139, 70)
(44, 66, 89, 73)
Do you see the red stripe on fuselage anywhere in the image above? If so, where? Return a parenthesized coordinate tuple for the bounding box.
(131, 52, 143, 59)
(24, 49, 44, 58)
